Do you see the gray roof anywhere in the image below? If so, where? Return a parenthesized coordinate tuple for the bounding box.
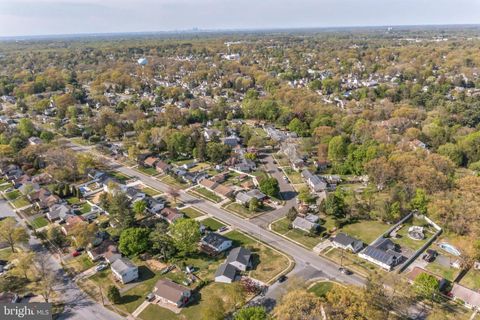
(215, 263, 237, 280)
(292, 216, 318, 231)
(202, 233, 231, 250)
(362, 238, 402, 266)
(111, 257, 137, 274)
(226, 247, 251, 266)
(236, 192, 251, 204)
(331, 233, 364, 251)
(245, 189, 266, 200)
(48, 204, 72, 220)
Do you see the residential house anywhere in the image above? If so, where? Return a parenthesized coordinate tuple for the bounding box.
(204, 129, 220, 141)
(111, 257, 138, 284)
(47, 204, 72, 222)
(61, 215, 86, 236)
(28, 137, 43, 145)
(146, 197, 165, 214)
(292, 216, 320, 233)
(215, 263, 238, 283)
(223, 135, 240, 147)
(124, 186, 146, 203)
(301, 170, 327, 193)
(87, 170, 107, 181)
(199, 178, 233, 199)
(201, 232, 233, 254)
(31, 172, 53, 185)
(235, 189, 267, 205)
(153, 279, 191, 307)
(358, 238, 403, 271)
(155, 160, 171, 174)
(13, 174, 31, 188)
(87, 240, 118, 262)
(159, 207, 184, 224)
(226, 247, 251, 271)
(331, 233, 364, 253)
(105, 251, 122, 264)
(451, 283, 480, 310)
(143, 156, 159, 168)
(18, 182, 39, 195)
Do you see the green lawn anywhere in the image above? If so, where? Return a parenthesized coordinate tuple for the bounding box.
(192, 187, 222, 203)
(308, 281, 339, 298)
(200, 218, 226, 231)
(142, 187, 162, 197)
(324, 247, 381, 277)
(0, 248, 15, 261)
(459, 269, 480, 290)
(283, 168, 303, 184)
(30, 216, 49, 229)
(180, 207, 204, 219)
(66, 197, 81, 205)
(138, 167, 158, 176)
(160, 175, 188, 189)
(5, 190, 21, 200)
(271, 217, 323, 249)
(80, 202, 92, 214)
(64, 254, 95, 274)
(109, 171, 131, 183)
(12, 196, 31, 208)
(340, 220, 390, 244)
(225, 230, 291, 283)
(426, 261, 459, 282)
(0, 183, 12, 191)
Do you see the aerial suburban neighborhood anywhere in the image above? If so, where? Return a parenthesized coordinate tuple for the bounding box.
(1, 4, 480, 319)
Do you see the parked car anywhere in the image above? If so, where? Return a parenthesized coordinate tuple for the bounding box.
(278, 275, 288, 283)
(95, 263, 108, 272)
(218, 226, 228, 233)
(145, 293, 155, 301)
(72, 251, 81, 257)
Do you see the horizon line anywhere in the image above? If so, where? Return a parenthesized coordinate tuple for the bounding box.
(2, 23, 480, 41)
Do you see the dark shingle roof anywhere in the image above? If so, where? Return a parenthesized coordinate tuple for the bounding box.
(202, 233, 230, 250)
(226, 247, 251, 266)
(331, 233, 364, 251)
(215, 263, 237, 280)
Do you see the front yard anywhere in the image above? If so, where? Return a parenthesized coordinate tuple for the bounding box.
(200, 218, 225, 231)
(282, 167, 303, 184)
(142, 187, 162, 197)
(180, 207, 205, 219)
(224, 202, 272, 218)
(324, 247, 381, 277)
(30, 216, 49, 229)
(190, 187, 222, 203)
(271, 217, 323, 249)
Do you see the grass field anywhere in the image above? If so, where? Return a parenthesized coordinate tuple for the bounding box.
(180, 207, 204, 219)
(426, 260, 459, 282)
(5, 190, 21, 200)
(340, 220, 390, 244)
(142, 187, 162, 197)
(200, 217, 225, 231)
(30, 216, 49, 229)
(324, 247, 382, 277)
(271, 217, 323, 249)
(109, 171, 131, 183)
(459, 269, 480, 290)
(12, 196, 31, 208)
(224, 202, 270, 218)
(66, 197, 81, 205)
(138, 167, 159, 176)
(308, 281, 339, 298)
(191, 187, 221, 203)
(0, 183, 12, 191)
(392, 217, 436, 251)
(160, 175, 187, 189)
(225, 230, 291, 283)
(283, 168, 303, 184)
(64, 254, 95, 274)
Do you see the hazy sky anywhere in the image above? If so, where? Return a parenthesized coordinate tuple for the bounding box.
(1, 0, 480, 37)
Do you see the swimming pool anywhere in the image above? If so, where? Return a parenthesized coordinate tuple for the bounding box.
(439, 242, 461, 256)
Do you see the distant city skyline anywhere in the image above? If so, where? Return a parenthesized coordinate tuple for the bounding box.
(1, 0, 480, 37)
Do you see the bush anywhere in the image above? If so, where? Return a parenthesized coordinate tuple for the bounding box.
(107, 285, 121, 304)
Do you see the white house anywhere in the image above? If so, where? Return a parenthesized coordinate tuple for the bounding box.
(153, 279, 191, 307)
(214, 263, 238, 283)
(111, 257, 138, 284)
(226, 247, 252, 271)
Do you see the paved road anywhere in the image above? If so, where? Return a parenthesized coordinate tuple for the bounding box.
(70, 143, 365, 288)
(250, 153, 297, 227)
(0, 192, 124, 320)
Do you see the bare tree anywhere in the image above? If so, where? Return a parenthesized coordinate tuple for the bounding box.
(167, 187, 180, 204)
(34, 254, 59, 303)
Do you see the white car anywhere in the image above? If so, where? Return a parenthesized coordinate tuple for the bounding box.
(95, 263, 108, 272)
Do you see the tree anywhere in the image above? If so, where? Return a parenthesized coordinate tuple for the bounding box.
(201, 295, 225, 320)
(298, 187, 315, 204)
(18, 118, 36, 138)
(206, 142, 231, 164)
(286, 207, 298, 221)
(71, 222, 97, 248)
(47, 226, 67, 248)
(15, 251, 34, 280)
(119, 228, 150, 256)
(34, 254, 58, 303)
(40, 131, 55, 142)
(107, 285, 121, 304)
(149, 225, 177, 261)
(0, 218, 29, 252)
(167, 187, 180, 204)
(109, 192, 134, 230)
(323, 191, 346, 219)
(259, 177, 280, 197)
(288, 118, 310, 137)
(169, 219, 201, 256)
(273, 289, 323, 320)
(133, 200, 147, 216)
(249, 198, 259, 212)
(411, 188, 429, 215)
(413, 273, 440, 302)
(234, 306, 267, 320)
(328, 135, 348, 163)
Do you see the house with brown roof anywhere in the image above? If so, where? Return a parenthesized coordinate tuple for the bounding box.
(32, 173, 53, 185)
(155, 160, 171, 174)
(199, 178, 233, 199)
(153, 279, 191, 307)
(143, 156, 159, 168)
(61, 215, 87, 236)
(159, 207, 184, 224)
(87, 240, 118, 262)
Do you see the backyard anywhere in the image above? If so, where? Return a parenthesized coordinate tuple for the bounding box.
(271, 217, 324, 249)
(391, 217, 437, 251)
(340, 220, 390, 245)
(459, 269, 480, 291)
